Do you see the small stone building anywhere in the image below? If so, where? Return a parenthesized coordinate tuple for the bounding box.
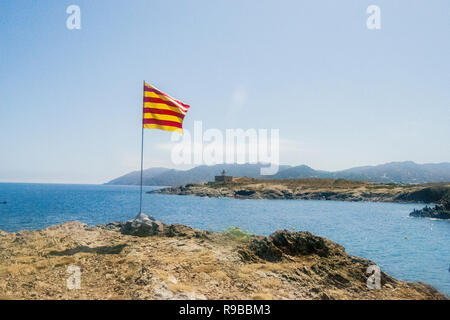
(215, 170, 233, 182)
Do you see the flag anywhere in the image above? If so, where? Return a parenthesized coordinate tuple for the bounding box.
(143, 82, 190, 133)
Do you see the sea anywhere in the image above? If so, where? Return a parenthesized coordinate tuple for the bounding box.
(0, 182, 449, 295)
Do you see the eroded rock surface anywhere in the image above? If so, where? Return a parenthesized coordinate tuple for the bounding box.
(0, 218, 447, 300)
(117, 213, 210, 238)
(150, 178, 450, 204)
(409, 193, 450, 219)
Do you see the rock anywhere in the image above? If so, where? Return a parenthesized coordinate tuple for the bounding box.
(408, 190, 450, 219)
(242, 230, 344, 262)
(396, 187, 449, 203)
(263, 189, 284, 199)
(409, 205, 450, 219)
(118, 213, 210, 238)
(168, 275, 178, 284)
(410, 192, 450, 219)
(234, 189, 255, 197)
(120, 213, 165, 237)
(173, 291, 207, 300)
(165, 224, 209, 239)
(0, 217, 448, 300)
(135, 267, 153, 286)
(99, 222, 122, 231)
(133, 212, 156, 224)
(153, 281, 174, 299)
(320, 293, 331, 300)
(440, 193, 450, 209)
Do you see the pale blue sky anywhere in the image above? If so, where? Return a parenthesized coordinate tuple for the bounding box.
(0, 0, 449, 183)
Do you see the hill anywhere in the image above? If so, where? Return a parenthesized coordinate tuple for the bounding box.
(107, 162, 450, 186)
(332, 161, 450, 184)
(107, 167, 170, 186)
(107, 163, 291, 186)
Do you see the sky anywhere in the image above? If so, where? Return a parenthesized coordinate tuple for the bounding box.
(0, 0, 449, 184)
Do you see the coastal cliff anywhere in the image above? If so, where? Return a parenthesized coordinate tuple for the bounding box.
(149, 178, 450, 204)
(0, 214, 446, 300)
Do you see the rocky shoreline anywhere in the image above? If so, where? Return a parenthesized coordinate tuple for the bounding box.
(409, 193, 450, 219)
(151, 179, 450, 220)
(0, 213, 447, 300)
(149, 178, 450, 205)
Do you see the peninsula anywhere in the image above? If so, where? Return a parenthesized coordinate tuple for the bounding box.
(149, 178, 450, 204)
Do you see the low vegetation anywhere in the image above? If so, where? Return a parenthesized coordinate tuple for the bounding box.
(152, 178, 450, 204)
(0, 218, 446, 300)
(221, 226, 255, 241)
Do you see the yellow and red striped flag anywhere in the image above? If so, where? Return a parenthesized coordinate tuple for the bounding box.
(143, 82, 190, 133)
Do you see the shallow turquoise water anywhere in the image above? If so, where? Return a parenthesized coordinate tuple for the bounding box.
(0, 183, 449, 295)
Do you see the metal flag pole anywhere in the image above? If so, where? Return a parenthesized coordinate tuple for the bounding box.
(139, 80, 145, 213)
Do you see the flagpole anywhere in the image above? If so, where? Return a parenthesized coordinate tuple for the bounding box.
(139, 80, 145, 213)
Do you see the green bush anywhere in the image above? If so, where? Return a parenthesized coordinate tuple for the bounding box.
(221, 226, 255, 240)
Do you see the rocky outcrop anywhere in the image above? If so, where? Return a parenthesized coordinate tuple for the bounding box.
(0, 219, 447, 300)
(410, 206, 450, 219)
(120, 213, 164, 236)
(236, 230, 446, 300)
(409, 193, 450, 219)
(395, 186, 450, 203)
(149, 179, 450, 204)
(105, 213, 210, 238)
(241, 231, 343, 262)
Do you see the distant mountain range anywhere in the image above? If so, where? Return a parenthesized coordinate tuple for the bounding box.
(107, 164, 291, 186)
(106, 161, 450, 186)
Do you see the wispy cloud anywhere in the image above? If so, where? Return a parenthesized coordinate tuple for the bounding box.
(230, 86, 248, 108)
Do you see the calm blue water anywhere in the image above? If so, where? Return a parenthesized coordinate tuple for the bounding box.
(0, 183, 449, 295)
